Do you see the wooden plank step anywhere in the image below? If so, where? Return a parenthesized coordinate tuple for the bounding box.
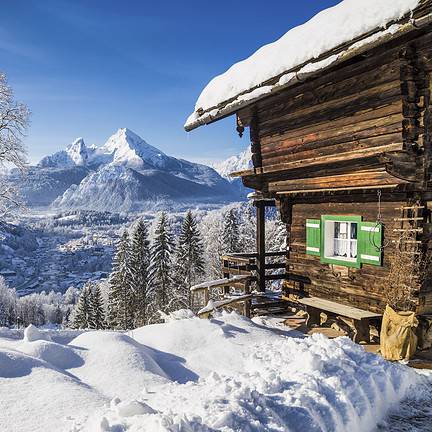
(265, 263, 286, 270)
(221, 267, 252, 276)
(221, 255, 254, 264)
(190, 275, 251, 292)
(251, 300, 289, 309)
(393, 217, 424, 221)
(265, 273, 290, 281)
(393, 228, 423, 232)
(253, 308, 289, 316)
(294, 296, 381, 320)
(395, 206, 425, 210)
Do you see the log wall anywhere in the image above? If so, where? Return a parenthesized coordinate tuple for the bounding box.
(237, 27, 432, 313)
(283, 199, 426, 314)
(239, 30, 432, 194)
(257, 47, 405, 171)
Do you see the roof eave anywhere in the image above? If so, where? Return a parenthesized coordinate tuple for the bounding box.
(185, 13, 432, 132)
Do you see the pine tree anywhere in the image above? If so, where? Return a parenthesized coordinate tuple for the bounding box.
(108, 230, 134, 330)
(173, 210, 205, 308)
(130, 219, 153, 327)
(71, 284, 92, 329)
(222, 208, 241, 254)
(89, 285, 106, 329)
(150, 212, 175, 317)
(239, 202, 256, 252)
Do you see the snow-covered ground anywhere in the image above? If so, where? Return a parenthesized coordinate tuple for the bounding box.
(0, 312, 431, 432)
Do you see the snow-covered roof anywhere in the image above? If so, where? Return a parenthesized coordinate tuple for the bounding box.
(185, 0, 430, 131)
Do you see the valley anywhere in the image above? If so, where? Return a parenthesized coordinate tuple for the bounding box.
(0, 210, 127, 296)
(0, 130, 252, 297)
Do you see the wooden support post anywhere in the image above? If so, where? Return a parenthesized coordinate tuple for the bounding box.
(352, 319, 371, 344)
(306, 306, 321, 327)
(244, 280, 251, 318)
(256, 201, 266, 292)
(222, 258, 230, 295)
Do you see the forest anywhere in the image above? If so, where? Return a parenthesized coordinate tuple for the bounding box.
(0, 203, 286, 329)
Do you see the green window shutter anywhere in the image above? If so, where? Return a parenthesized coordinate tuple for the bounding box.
(306, 219, 321, 256)
(359, 222, 382, 266)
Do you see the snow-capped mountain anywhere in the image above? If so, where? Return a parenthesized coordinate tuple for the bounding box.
(212, 146, 252, 182)
(38, 138, 91, 168)
(212, 147, 253, 196)
(97, 128, 168, 170)
(12, 128, 242, 211)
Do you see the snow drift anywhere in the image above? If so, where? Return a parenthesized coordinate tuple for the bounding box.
(0, 313, 430, 432)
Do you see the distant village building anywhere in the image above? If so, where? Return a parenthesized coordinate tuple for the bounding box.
(186, 1, 432, 342)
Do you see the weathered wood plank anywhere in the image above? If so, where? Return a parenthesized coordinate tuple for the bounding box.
(260, 102, 403, 146)
(258, 143, 403, 175)
(262, 131, 403, 167)
(261, 116, 403, 157)
(268, 169, 407, 193)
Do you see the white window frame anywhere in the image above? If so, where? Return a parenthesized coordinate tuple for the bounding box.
(323, 220, 358, 263)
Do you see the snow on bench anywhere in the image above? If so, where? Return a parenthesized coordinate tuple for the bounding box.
(190, 275, 251, 292)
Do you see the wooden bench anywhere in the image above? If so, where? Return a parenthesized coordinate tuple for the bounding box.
(296, 296, 381, 343)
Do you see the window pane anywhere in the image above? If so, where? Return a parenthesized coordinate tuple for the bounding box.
(350, 223, 357, 240)
(330, 221, 358, 260)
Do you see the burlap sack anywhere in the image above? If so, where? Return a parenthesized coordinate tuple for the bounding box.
(380, 305, 418, 361)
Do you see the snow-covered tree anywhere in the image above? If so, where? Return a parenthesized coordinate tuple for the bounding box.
(266, 216, 287, 252)
(130, 219, 153, 326)
(0, 72, 30, 219)
(150, 212, 175, 317)
(239, 202, 256, 252)
(199, 211, 224, 280)
(71, 284, 93, 329)
(0, 277, 17, 326)
(89, 284, 106, 329)
(108, 230, 134, 330)
(222, 207, 241, 254)
(172, 211, 205, 308)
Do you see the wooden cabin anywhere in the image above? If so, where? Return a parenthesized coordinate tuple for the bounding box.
(186, 1, 432, 338)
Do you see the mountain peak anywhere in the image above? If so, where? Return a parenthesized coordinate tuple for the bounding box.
(213, 147, 252, 181)
(66, 137, 88, 166)
(100, 128, 167, 169)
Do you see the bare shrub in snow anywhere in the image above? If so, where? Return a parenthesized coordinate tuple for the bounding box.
(382, 230, 430, 312)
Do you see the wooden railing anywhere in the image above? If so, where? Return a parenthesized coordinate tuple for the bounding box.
(190, 250, 288, 318)
(222, 250, 288, 291)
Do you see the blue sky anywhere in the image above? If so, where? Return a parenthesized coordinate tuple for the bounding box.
(2, 0, 341, 165)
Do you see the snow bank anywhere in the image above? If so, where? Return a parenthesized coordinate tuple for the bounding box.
(0, 347, 105, 432)
(186, 0, 421, 128)
(68, 331, 169, 399)
(83, 313, 428, 431)
(23, 324, 51, 342)
(1, 313, 431, 432)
